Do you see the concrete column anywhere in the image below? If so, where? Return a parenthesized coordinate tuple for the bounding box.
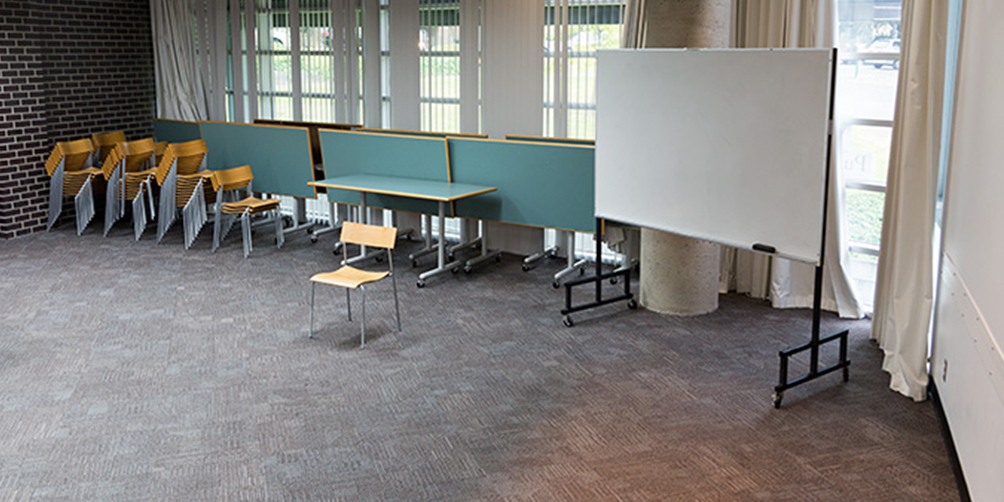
(637, 0, 730, 315)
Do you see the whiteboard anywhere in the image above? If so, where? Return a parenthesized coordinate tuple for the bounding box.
(595, 49, 833, 264)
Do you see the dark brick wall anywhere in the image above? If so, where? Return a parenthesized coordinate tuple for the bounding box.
(0, 0, 154, 238)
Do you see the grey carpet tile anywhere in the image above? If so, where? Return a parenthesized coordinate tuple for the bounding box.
(0, 226, 959, 501)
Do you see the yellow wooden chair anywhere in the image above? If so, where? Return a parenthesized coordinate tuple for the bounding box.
(44, 138, 102, 235)
(155, 139, 214, 247)
(90, 130, 126, 165)
(210, 165, 284, 258)
(101, 138, 157, 239)
(309, 222, 401, 347)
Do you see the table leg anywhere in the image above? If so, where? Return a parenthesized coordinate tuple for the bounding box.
(417, 200, 465, 287)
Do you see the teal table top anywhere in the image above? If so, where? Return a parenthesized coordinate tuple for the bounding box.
(310, 174, 496, 202)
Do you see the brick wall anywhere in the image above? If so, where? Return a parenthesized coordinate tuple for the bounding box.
(0, 0, 154, 239)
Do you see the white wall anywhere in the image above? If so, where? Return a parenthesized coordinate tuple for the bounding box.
(932, 2, 1004, 500)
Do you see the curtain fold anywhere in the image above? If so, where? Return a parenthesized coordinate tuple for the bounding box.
(621, 0, 647, 49)
(871, 0, 949, 402)
(726, 0, 863, 320)
(150, 0, 209, 121)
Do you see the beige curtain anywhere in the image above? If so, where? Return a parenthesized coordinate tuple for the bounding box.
(150, 0, 209, 121)
(621, 0, 647, 49)
(725, 0, 864, 320)
(871, 0, 949, 402)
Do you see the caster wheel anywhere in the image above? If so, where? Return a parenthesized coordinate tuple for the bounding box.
(463, 266, 472, 274)
(333, 249, 341, 256)
(495, 254, 502, 262)
(448, 253, 455, 261)
(773, 392, 784, 409)
(452, 267, 460, 274)
(522, 264, 530, 272)
(627, 299, 638, 310)
(310, 235, 318, 244)
(375, 255, 383, 262)
(579, 268, 585, 276)
(562, 316, 574, 327)
(552, 281, 560, 289)
(417, 280, 426, 288)
(412, 260, 418, 268)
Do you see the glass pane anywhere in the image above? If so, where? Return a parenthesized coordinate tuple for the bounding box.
(419, 2, 461, 133)
(836, 64, 898, 121)
(845, 188, 884, 248)
(840, 124, 892, 184)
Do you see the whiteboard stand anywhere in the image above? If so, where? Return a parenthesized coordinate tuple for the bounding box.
(559, 218, 637, 327)
(773, 49, 850, 408)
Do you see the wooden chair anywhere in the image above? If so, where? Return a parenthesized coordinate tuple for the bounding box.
(154, 140, 168, 165)
(44, 138, 102, 235)
(309, 222, 401, 347)
(210, 165, 285, 258)
(101, 137, 157, 239)
(90, 130, 126, 165)
(155, 139, 214, 247)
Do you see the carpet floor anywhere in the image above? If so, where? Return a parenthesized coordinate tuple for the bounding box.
(0, 224, 959, 501)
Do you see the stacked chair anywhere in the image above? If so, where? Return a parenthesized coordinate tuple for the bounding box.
(154, 140, 168, 165)
(155, 139, 214, 248)
(102, 138, 158, 239)
(90, 130, 127, 164)
(210, 165, 284, 258)
(44, 138, 102, 235)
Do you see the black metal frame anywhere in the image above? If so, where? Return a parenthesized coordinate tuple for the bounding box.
(560, 218, 636, 327)
(773, 48, 850, 408)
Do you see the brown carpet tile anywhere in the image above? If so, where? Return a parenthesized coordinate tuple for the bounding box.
(0, 222, 959, 501)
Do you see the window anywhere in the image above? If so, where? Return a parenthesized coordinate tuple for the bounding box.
(544, 0, 624, 139)
(837, 0, 902, 311)
(419, 0, 462, 133)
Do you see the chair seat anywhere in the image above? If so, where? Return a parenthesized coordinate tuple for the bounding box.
(221, 197, 281, 215)
(125, 168, 157, 179)
(310, 266, 390, 289)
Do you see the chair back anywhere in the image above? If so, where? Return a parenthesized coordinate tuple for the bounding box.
(121, 138, 156, 172)
(211, 165, 253, 193)
(340, 222, 397, 250)
(91, 130, 126, 163)
(173, 139, 208, 174)
(45, 138, 95, 175)
(154, 140, 168, 164)
(155, 139, 208, 185)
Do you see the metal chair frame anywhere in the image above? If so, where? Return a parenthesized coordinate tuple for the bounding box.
(309, 223, 401, 347)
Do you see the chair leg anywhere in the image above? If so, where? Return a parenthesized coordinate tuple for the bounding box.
(360, 285, 366, 348)
(309, 282, 315, 338)
(212, 208, 223, 253)
(274, 208, 285, 249)
(241, 212, 252, 258)
(392, 272, 401, 331)
(346, 288, 352, 322)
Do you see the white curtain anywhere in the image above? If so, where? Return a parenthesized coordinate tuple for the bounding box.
(871, 0, 949, 402)
(621, 0, 647, 49)
(726, 0, 864, 320)
(150, 0, 209, 121)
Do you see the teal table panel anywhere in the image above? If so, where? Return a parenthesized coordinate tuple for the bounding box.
(154, 119, 201, 143)
(200, 121, 315, 199)
(358, 128, 487, 139)
(505, 134, 595, 146)
(318, 130, 451, 215)
(448, 138, 595, 233)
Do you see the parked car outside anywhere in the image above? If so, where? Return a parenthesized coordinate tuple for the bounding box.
(862, 38, 900, 69)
